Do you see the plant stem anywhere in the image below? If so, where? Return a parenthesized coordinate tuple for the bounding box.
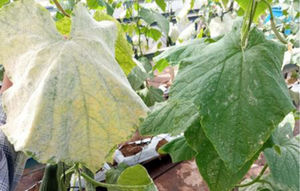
(53, 0, 70, 17)
(80, 170, 152, 189)
(82, 166, 96, 191)
(241, 0, 256, 48)
(262, 0, 287, 44)
(76, 168, 83, 191)
(236, 164, 269, 188)
(136, 0, 143, 56)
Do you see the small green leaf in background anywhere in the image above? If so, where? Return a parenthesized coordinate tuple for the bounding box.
(152, 58, 169, 72)
(138, 86, 164, 107)
(0, 0, 9, 8)
(264, 113, 300, 191)
(56, 16, 71, 36)
(154, 0, 166, 11)
(106, 163, 130, 184)
(147, 28, 162, 41)
(87, 0, 114, 15)
(159, 137, 196, 163)
(0, 65, 4, 81)
(87, 0, 105, 9)
(293, 0, 300, 12)
(153, 39, 207, 67)
(140, 100, 199, 136)
(108, 165, 158, 191)
(138, 57, 152, 73)
(222, 0, 229, 8)
(235, 0, 272, 22)
(127, 66, 148, 90)
(139, 7, 169, 35)
(94, 11, 136, 75)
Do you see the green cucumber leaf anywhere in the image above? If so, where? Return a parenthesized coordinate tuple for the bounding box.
(154, 0, 166, 11)
(56, 16, 71, 36)
(127, 66, 148, 90)
(169, 23, 294, 172)
(139, 7, 169, 35)
(87, 0, 105, 9)
(152, 59, 169, 72)
(154, 39, 208, 67)
(106, 163, 130, 184)
(0, 0, 9, 8)
(158, 137, 196, 163)
(138, 86, 164, 107)
(146, 28, 162, 41)
(0, 0, 148, 172)
(185, 123, 259, 191)
(264, 114, 300, 191)
(107, 165, 157, 191)
(140, 100, 199, 136)
(94, 11, 136, 75)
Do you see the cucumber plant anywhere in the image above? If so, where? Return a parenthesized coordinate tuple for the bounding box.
(0, 0, 157, 190)
(0, 0, 298, 191)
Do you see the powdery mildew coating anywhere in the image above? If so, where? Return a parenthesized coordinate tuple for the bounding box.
(0, 0, 148, 172)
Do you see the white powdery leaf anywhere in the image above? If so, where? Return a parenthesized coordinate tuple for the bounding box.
(0, 0, 148, 172)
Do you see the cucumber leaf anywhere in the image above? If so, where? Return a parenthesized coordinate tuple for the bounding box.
(139, 7, 169, 35)
(0, 0, 148, 172)
(94, 11, 136, 75)
(56, 16, 71, 36)
(0, 0, 9, 8)
(169, 23, 294, 172)
(185, 123, 259, 191)
(138, 86, 164, 107)
(264, 114, 300, 191)
(154, 0, 166, 11)
(140, 100, 199, 136)
(106, 163, 130, 184)
(107, 165, 157, 191)
(159, 137, 196, 163)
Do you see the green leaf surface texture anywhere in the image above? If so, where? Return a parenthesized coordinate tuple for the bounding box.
(138, 86, 164, 107)
(139, 7, 169, 35)
(0, 0, 148, 172)
(94, 11, 136, 75)
(184, 123, 259, 191)
(106, 163, 130, 184)
(140, 100, 199, 136)
(264, 114, 300, 190)
(108, 165, 158, 191)
(127, 66, 148, 90)
(154, 39, 208, 66)
(169, 24, 294, 172)
(56, 16, 72, 36)
(154, 0, 166, 11)
(159, 136, 196, 163)
(0, 0, 9, 8)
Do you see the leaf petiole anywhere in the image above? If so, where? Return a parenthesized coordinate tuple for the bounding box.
(261, 0, 287, 44)
(235, 164, 269, 187)
(53, 0, 70, 17)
